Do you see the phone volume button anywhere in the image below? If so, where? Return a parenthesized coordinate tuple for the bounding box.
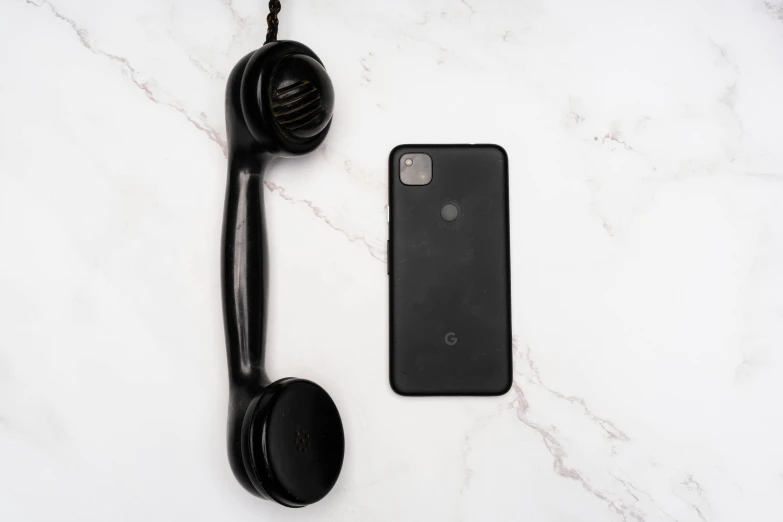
(386, 240, 390, 275)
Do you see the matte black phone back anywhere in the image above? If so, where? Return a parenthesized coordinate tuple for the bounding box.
(389, 145, 511, 395)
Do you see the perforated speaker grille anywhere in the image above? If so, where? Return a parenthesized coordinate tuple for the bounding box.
(271, 80, 326, 134)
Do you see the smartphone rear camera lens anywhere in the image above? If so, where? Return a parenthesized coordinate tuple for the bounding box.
(400, 153, 432, 186)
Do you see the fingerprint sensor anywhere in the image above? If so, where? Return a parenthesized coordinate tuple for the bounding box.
(441, 203, 459, 222)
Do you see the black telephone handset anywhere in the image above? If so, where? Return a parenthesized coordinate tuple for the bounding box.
(221, 6, 344, 507)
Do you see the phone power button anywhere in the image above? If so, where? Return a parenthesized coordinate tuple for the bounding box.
(387, 240, 390, 275)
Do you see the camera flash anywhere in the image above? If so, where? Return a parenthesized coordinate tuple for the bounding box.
(404, 158, 413, 166)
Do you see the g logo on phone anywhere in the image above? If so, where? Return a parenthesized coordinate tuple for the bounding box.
(444, 332, 458, 346)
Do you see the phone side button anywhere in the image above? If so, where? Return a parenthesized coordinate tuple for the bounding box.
(387, 240, 390, 275)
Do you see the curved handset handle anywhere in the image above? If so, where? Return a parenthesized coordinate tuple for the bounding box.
(221, 153, 271, 393)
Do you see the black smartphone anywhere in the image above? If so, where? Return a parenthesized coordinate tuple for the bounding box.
(388, 144, 512, 396)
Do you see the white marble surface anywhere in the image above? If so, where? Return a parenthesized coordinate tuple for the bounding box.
(2, 0, 783, 520)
